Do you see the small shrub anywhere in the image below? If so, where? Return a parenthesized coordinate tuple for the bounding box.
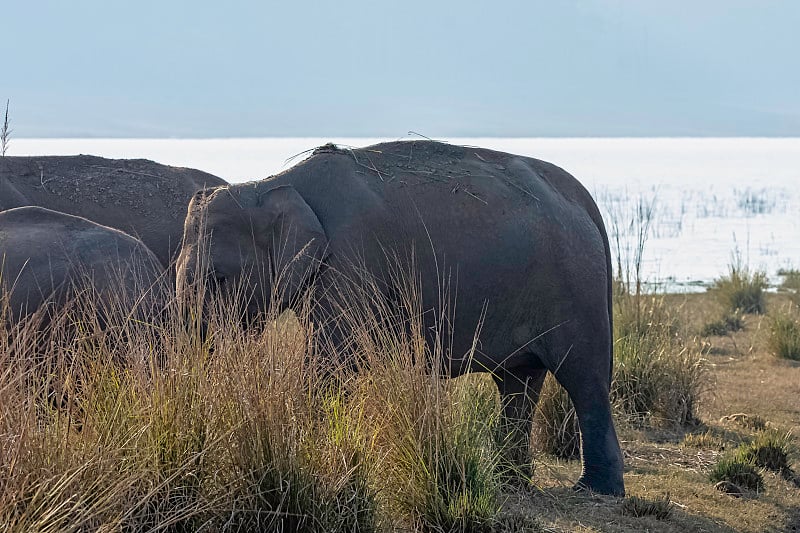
(701, 310, 745, 336)
(709, 454, 764, 492)
(620, 493, 673, 520)
(711, 252, 768, 314)
(531, 375, 580, 459)
(768, 306, 800, 360)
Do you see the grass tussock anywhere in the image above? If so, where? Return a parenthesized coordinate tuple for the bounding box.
(711, 252, 768, 315)
(709, 455, 764, 492)
(767, 305, 800, 360)
(612, 290, 706, 427)
(330, 270, 504, 532)
(620, 493, 673, 520)
(709, 430, 795, 494)
(737, 430, 794, 477)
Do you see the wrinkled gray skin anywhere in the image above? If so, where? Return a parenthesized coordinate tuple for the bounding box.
(176, 141, 624, 496)
(0, 155, 227, 267)
(0, 206, 164, 323)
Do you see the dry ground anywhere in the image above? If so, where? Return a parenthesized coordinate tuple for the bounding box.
(505, 291, 800, 533)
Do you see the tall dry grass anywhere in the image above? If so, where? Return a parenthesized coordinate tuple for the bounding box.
(1, 99, 9, 157)
(1, 259, 509, 532)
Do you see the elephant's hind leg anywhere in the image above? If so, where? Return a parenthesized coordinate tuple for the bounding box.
(492, 367, 547, 470)
(548, 320, 625, 496)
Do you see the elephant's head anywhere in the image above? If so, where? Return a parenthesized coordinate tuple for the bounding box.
(176, 183, 329, 321)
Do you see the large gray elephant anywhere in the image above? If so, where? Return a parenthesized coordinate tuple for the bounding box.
(176, 140, 625, 496)
(0, 155, 227, 267)
(0, 206, 164, 324)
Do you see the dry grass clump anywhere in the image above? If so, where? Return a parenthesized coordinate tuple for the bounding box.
(620, 493, 673, 520)
(1, 278, 383, 531)
(682, 430, 725, 451)
(711, 253, 768, 315)
(767, 305, 800, 360)
(330, 270, 504, 532)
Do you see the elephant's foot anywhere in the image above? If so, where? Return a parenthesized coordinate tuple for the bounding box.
(573, 473, 625, 497)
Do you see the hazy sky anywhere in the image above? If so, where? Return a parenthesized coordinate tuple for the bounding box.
(3, 1, 799, 137)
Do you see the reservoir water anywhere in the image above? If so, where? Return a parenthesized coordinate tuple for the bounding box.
(12, 137, 800, 291)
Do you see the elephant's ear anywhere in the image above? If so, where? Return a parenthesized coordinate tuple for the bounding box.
(256, 185, 329, 306)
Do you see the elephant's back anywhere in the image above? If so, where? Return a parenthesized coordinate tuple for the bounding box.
(281, 141, 603, 241)
(0, 155, 226, 206)
(289, 141, 595, 213)
(0, 155, 227, 265)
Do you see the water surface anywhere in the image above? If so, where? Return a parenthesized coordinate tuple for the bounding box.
(13, 137, 800, 291)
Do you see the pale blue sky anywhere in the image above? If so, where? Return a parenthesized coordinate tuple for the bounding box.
(3, 1, 799, 137)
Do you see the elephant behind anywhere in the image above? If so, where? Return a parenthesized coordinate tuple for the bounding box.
(0, 155, 227, 267)
(0, 206, 165, 325)
(176, 140, 625, 496)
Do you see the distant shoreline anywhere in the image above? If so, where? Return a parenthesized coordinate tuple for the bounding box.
(6, 138, 800, 288)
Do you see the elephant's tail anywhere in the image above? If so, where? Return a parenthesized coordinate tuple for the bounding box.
(603, 225, 614, 387)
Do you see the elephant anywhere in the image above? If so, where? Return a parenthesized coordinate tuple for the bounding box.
(0, 206, 165, 325)
(0, 155, 227, 267)
(176, 140, 625, 496)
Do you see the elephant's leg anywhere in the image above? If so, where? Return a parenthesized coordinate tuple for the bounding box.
(493, 367, 547, 468)
(548, 325, 625, 496)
